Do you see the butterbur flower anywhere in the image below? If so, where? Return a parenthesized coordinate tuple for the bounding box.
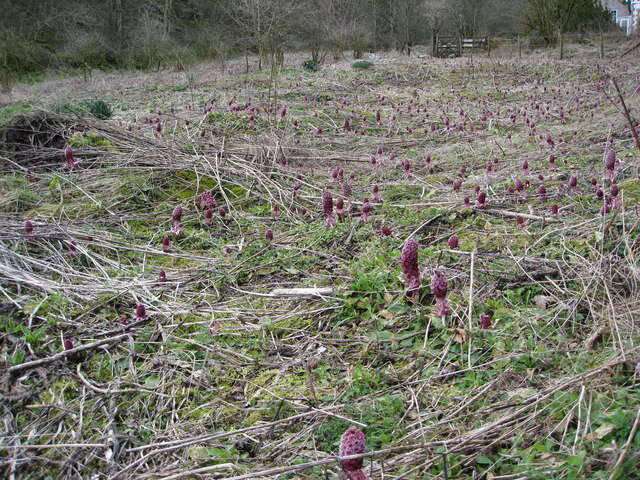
(162, 236, 171, 252)
(610, 184, 619, 197)
(135, 304, 147, 319)
(463, 197, 471, 208)
(480, 313, 492, 329)
(339, 427, 367, 480)
(431, 271, 451, 320)
(360, 198, 371, 222)
(516, 215, 527, 229)
(380, 225, 392, 237)
(342, 181, 353, 198)
(336, 198, 345, 220)
(551, 204, 559, 215)
(372, 185, 382, 203)
(64, 146, 78, 170)
(265, 229, 274, 241)
(24, 220, 34, 236)
(476, 191, 487, 208)
(63, 338, 74, 351)
(401, 238, 421, 299)
(204, 208, 213, 225)
(402, 159, 411, 178)
(521, 160, 529, 175)
(200, 191, 216, 209)
(322, 189, 335, 227)
(448, 235, 459, 249)
(538, 185, 547, 202)
(605, 150, 616, 181)
(218, 207, 226, 219)
(568, 176, 578, 195)
(157, 270, 168, 283)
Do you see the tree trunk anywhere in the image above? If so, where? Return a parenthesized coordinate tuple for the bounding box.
(599, 29, 604, 59)
(559, 28, 564, 60)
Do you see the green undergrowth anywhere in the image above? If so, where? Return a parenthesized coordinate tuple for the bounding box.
(2, 55, 639, 480)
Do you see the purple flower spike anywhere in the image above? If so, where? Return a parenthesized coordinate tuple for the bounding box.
(204, 208, 213, 225)
(162, 236, 171, 253)
(360, 198, 371, 222)
(63, 338, 74, 351)
(402, 159, 411, 178)
(568, 176, 578, 195)
(135, 304, 147, 319)
(200, 191, 216, 209)
(538, 185, 547, 202)
(336, 198, 345, 220)
(476, 191, 487, 208)
(402, 238, 421, 299)
(372, 185, 382, 203)
(64, 146, 78, 170)
(342, 181, 353, 198)
(480, 313, 492, 329)
(610, 184, 619, 197)
(322, 189, 335, 227)
(265, 229, 274, 241)
(24, 220, 34, 236)
(431, 271, 451, 320)
(339, 427, 367, 480)
(171, 205, 183, 222)
(448, 235, 459, 249)
(380, 226, 392, 237)
(605, 150, 616, 181)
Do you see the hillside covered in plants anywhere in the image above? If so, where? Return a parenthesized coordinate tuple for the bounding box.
(1, 47, 640, 479)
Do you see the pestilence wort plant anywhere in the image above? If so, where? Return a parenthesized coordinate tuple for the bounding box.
(402, 237, 421, 299)
(431, 271, 451, 322)
(339, 427, 367, 480)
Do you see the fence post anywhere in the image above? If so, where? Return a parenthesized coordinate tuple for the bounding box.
(487, 35, 491, 58)
(599, 30, 604, 59)
(518, 34, 522, 60)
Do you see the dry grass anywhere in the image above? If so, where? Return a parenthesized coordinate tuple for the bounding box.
(1, 44, 640, 480)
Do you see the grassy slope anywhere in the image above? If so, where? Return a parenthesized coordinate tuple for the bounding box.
(1, 50, 639, 479)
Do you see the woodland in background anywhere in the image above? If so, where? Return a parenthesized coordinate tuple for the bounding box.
(0, 0, 623, 82)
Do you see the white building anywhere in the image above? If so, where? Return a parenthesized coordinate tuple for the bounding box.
(633, 1, 640, 33)
(601, 0, 639, 35)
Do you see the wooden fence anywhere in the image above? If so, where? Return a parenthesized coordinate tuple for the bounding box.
(434, 36, 489, 58)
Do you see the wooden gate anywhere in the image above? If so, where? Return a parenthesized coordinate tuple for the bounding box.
(462, 37, 488, 51)
(435, 35, 462, 58)
(434, 36, 489, 58)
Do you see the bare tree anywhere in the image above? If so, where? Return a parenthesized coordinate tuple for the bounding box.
(230, 0, 302, 70)
(525, 0, 581, 44)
